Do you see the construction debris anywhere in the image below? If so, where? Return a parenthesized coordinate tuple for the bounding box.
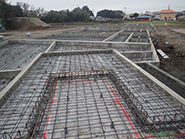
(157, 49, 169, 59)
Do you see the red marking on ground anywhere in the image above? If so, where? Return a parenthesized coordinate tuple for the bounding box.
(144, 133, 181, 138)
(51, 90, 56, 105)
(104, 80, 140, 139)
(114, 99, 120, 104)
(62, 78, 140, 138)
(42, 81, 58, 139)
(61, 78, 105, 84)
(41, 78, 182, 138)
(42, 78, 140, 138)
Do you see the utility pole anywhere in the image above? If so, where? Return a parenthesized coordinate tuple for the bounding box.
(124, 7, 126, 14)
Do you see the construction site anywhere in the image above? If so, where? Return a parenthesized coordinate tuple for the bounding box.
(0, 23, 185, 139)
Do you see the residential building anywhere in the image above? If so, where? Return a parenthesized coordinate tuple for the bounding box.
(95, 16, 107, 22)
(161, 9, 177, 21)
(136, 16, 151, 21)
(178, 16, 185, 21)
(152, 11, 161, 20)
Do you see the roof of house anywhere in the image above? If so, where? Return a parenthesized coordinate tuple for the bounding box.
(161, 9, 176, 13)
(137, 16, 150, 19)
(152, 11, 161, 15)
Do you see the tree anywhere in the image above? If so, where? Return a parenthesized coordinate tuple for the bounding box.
(13, 5, 23, 17)
(0, 1, 46, 28)
(41, 6, 90, 23)
(97, 9, 124, 19)
(29, 5, 37, 17)
(0, 0, 16, 29)
(22, 3, 30, 16)
(82, 6, 94, 17)
(16, 2, 45, 18)
(130, 12, 139, 20)
(73, 7, 89, 21)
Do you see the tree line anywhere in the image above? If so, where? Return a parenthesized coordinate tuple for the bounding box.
(41, 6, 94, 23)
(97, 9, 124, 19)
(0, 0, 46, 29)
(0, 0, 125, 29)
(0, 0, 95, 29)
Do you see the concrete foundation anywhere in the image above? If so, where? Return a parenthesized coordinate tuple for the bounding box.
(0, 49, 184, 138)
(0, 40, 52, 70)
(125, 24, 154, 31)
(37, 30, 117, 41)
(0, 69, 21, 79)
(137, 62, 185, 99)
(0, 24, 184, 139)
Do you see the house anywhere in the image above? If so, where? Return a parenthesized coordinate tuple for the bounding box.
(176, 10, 185, 20)
(178, 16, 185, 21)
(136, 16, 151, 21)
(123, 14, 131, 20)
(161, 9, 177, 21)
(152, 11, 161, 20)
(181, 10, 185, 15)
(89, 16, 95, 21)
(95, 16, 107, 22)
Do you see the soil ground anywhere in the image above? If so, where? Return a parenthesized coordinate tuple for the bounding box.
(0, 22, 185, 82)
(150, 24, 185, 82)
(0, 24, 84, 40)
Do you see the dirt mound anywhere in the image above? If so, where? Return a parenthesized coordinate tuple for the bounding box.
(11, 17, 51, 30)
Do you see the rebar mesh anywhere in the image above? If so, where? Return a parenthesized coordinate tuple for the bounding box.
(0, 43, 49, 70)
(0, 51, 184, 139)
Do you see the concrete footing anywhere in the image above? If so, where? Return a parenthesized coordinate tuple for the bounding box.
(137, 62, 185, 99)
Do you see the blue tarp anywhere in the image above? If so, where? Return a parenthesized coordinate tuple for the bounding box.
(137, 16, 150, 19)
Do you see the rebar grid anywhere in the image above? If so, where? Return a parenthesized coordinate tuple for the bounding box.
(35, 72, 140, 139)
(51, 43, 151, 54)
(42, 31, 116, 41)
(132, 32, 148, 39)
(110, 71, 184, 127)
(110, 33, 130, 42)
(129, 38, 149, 43)
(0, 43, 49, 70)
(0, 52, 184, 139)
(138, 63, 185, 99)
(0, 78, 12, 92)
(45, 36, 106, 41)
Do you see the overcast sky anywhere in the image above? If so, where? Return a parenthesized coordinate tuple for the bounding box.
(8, 0, 185, 15)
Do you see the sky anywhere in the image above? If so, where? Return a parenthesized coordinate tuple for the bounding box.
(8, 0, 185, 15)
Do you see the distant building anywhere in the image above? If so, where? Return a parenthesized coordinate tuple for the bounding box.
(136, 16, 151, 21)
(181, 10, 185, 15)
(89, 16, 95, 21)
(152, 11, 161, 20)
(161, 9, 177, 21)
(123, 14, 131, 20)
(95, 16, 107, 22)
(176, 10, 185, 20)
(178, 16, 185, 21)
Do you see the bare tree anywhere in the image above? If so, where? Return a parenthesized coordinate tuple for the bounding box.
(22, 3, 29, 16)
